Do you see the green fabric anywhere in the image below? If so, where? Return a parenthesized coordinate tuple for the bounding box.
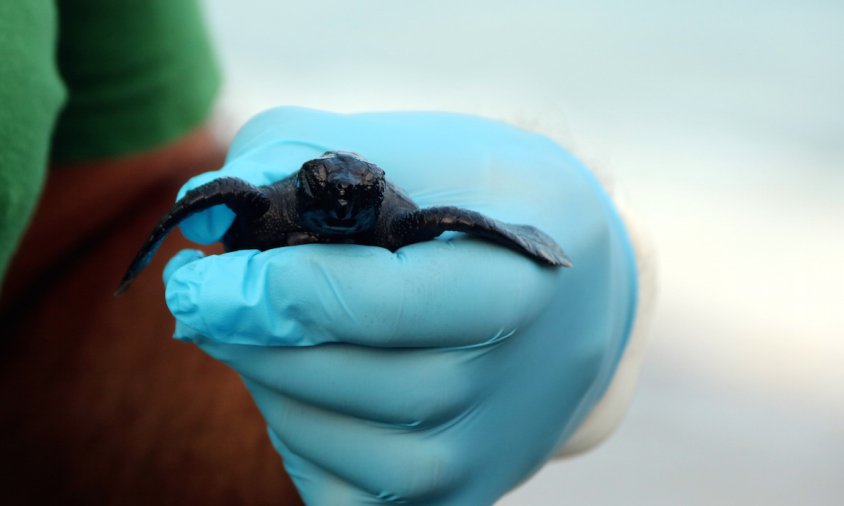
(0, 2, 65, 285)
(0, 0, 220, 287)
(52, 0, 221, 162)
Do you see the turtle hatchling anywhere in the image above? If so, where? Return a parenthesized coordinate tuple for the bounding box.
(116, 151, 571, 294)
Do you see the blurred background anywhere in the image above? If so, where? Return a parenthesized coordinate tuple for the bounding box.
(200, 0, 843, 503)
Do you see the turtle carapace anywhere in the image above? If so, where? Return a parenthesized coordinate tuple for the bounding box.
(116, 151, 571, 294)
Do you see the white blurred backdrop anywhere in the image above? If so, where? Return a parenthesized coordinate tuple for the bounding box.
(201, 1, 844, 503)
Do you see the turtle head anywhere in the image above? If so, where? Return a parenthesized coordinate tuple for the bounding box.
(296, 151, 386, 235)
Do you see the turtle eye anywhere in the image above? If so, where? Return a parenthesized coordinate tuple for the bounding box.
(303, 163, 330, 189)
(314, 166, 329, 185)
(297, 163, 327, 199)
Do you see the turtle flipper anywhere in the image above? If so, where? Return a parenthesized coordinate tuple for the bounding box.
(115, 177, 271, 296)
(393, 206, 572, 267)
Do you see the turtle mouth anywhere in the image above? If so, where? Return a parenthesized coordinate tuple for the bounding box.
(323, 217, 360, 231)
(303, 208, 377, 235)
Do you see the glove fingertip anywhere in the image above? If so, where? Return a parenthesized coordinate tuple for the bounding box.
(163, 249, 205, 284)
(179, 206, 236, 244)
(174, 172, 238, 244)
(172, 319, 204, 343)
(164, 259, 203, 322)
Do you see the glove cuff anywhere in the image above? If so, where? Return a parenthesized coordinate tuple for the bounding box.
(554, 188, 657, 457)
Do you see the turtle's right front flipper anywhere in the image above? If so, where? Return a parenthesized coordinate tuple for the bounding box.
(115, 177, 271, 296)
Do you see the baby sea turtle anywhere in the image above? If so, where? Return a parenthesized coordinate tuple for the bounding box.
(116, 151, 571, 294)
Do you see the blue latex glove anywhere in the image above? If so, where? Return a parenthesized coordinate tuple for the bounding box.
(163, 107, 638, 505)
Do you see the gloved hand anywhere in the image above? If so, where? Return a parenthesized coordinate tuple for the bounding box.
(163, 107, 638, 505)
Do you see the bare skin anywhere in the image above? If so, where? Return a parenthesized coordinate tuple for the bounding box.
(0, 127, 303, 505)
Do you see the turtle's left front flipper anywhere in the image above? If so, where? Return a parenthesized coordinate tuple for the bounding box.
(393, 206, 572, 267)
(115, 177, 271, 295)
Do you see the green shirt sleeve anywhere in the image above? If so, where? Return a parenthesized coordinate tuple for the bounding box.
(0, 2, 65, 285)
(0, 0, 221, 288)
(51, 0, 221, 163)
